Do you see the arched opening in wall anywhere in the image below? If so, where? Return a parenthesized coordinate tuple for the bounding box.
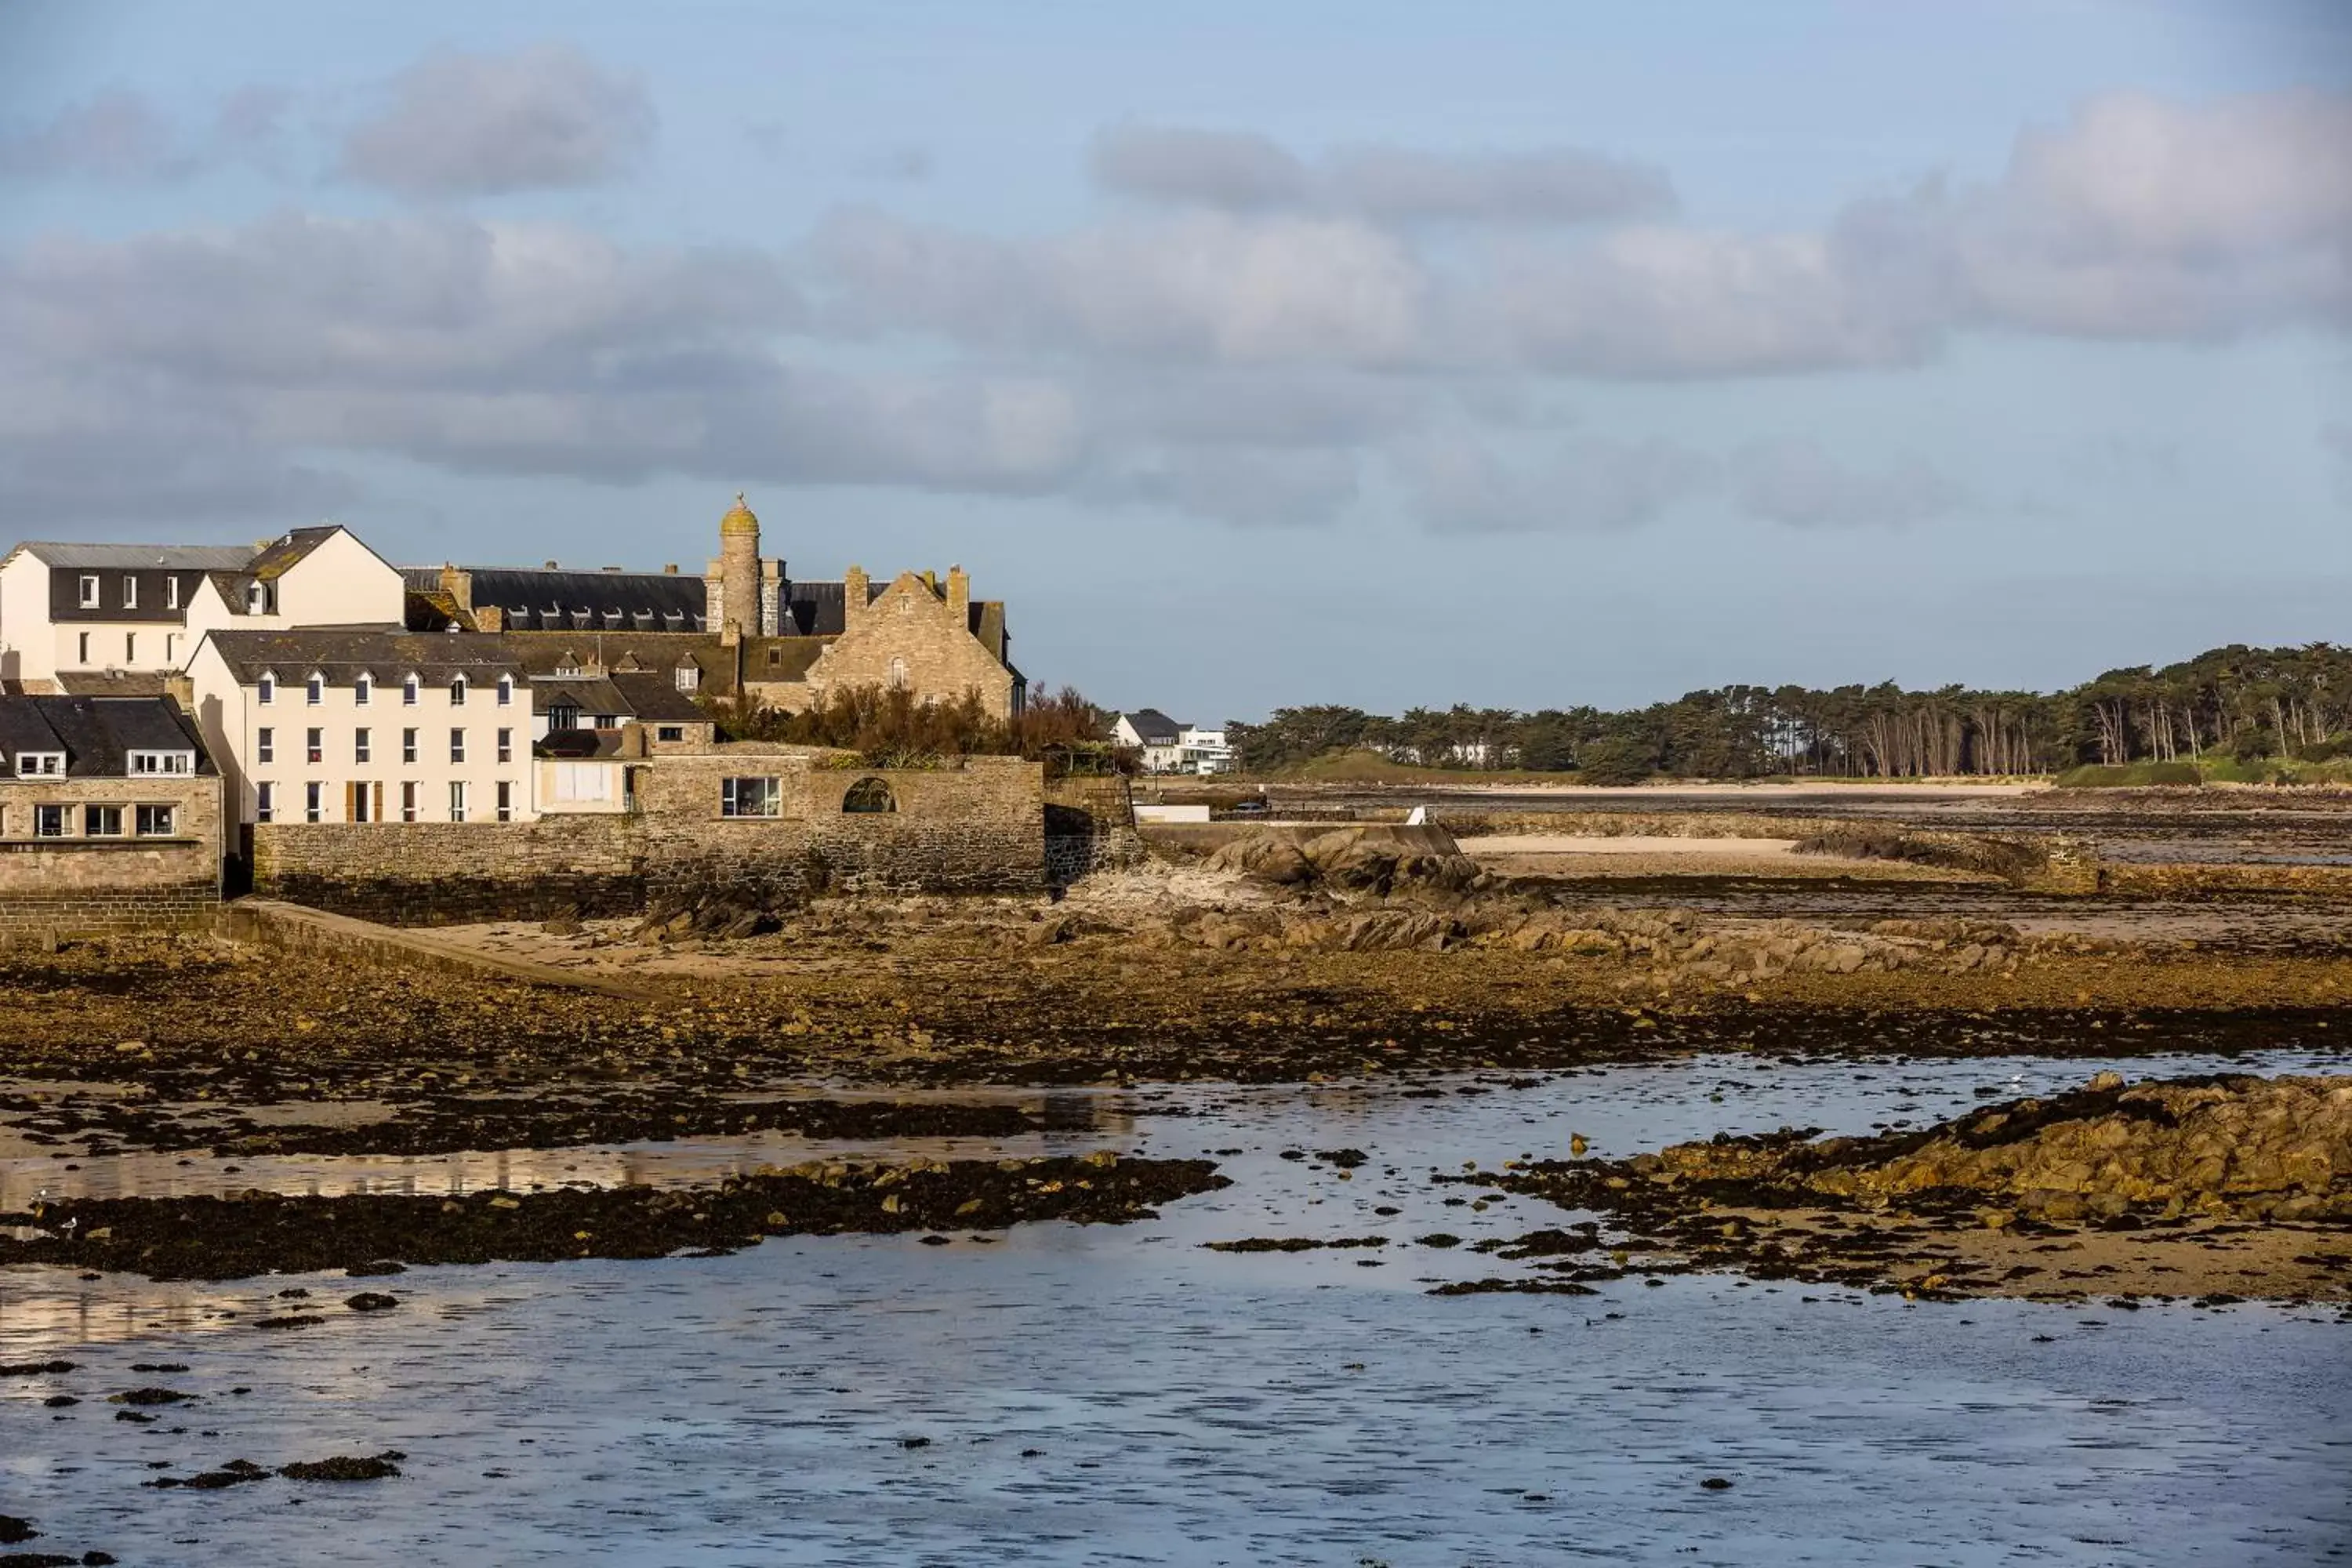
(842, 777, 897, 814)
(887, 656, 908, 690)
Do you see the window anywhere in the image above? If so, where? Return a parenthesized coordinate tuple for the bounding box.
(128, 750, 192, 775)
(305, 782, 323, 822)
(34, 804, 67, 837)
(350, 782, 376, 823)
(496, 674, 513, 707)
(84, 804, 123, 837)
(306, 727, 323, 764)
(258, 672, 276, 706)
(495, 780, 514, 822)
(13, 751, 63, 778)
(125, 633, 136, 662)
(401, 781, 418, 822)
(495, 727, 512, 764)
(448, 675, 467, 706)
(165, 576, 180, 611)
(887, 656, 908, 690)
(256, 782, 274, 823)
(354, 728, 372, 764)
(122, 577, 137, 610)
(843, 777, 897, 814)
(448, 728, 466, 764)
(720, 776, 782, 817)
(448, 780, 469, 822)
(674, 663, 699, 692)
(136, 804, 175, 837)
(256, 727, 274, 764)
(306, 671, 324, 705)
(246, 582, 267, 614)
(77, 632, 89, 664)
(164, 633, 175, 662)
(550, 762, 613, 804)
(402, 727, 418, 764)
(78, 574, 99, 608)
(548, 699, 579, 732)
(354, 673, 372, 706)
(655, 725, 684, 743)
(402, 673, 419, 706)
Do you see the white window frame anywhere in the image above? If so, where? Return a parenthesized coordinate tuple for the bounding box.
(13, 751, 64, 778)
(165, 575, 180, 611)
(305, 781, 322, 822)
(496, 727, 512, 764)
(496, 674, 513, 707)
(256, 727, 274, 764)
(354, 672, 372, 706)
(449, 674, 468, 707)
(306, 670, 325, 706)
(306, 727, 323, 764)
(402, 727, 418, 764)
(401, 780, 418, 822)
(256, 781, 274, 823)
(495, 780, 513, 822)
(83, 804, 124, 837)
(354, 728, 372, 764)
(78, 574, 99, 608)
(122, 576, 136, 610)
(257, 671, 277, 706)
(448, 780, 469, 822)
(34, 803, 68, 837)
(402, 673, 420, 706)
(127, 750, 193, 775)
(720, 776, 782, 818)
(449, 728, 466, 764)
(135, 803, 176, 837)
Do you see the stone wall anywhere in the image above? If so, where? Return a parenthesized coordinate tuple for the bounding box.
(0, 775, 223, 938)
(805, 571, 1016, 719)
(1044, 774, 1142, 886)
(252, 750, 1046, 923)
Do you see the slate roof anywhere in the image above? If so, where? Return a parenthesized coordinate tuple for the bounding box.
(1121, 709, 1185, 745)
(0, 695, 212, 777)
(55, 671, 176, 697)
(242, 526, 343, 582)
(200, 630, 529, 685)
(608, 672, 709, 724)
(13, 543, 258, 571)
(444, 567, 710, 632)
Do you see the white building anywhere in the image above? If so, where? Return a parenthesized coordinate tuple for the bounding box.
(185, 629, 537, 827)
(0, 527, 406, 693)
(1111, 710, 1235, 774)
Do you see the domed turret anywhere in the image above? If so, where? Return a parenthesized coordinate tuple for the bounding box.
(720, 492, 760, 537)
(717, 491, 763, 638)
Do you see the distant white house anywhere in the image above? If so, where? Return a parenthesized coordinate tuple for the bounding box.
(1110, 709, 1236, 775)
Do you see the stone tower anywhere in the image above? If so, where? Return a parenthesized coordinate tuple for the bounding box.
(717, 492, 761, 639)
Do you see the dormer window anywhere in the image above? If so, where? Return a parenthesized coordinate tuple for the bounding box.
(256, 671, 277, 706)
(128, 750, 194, 776)
(78, 575, 100, 608)
(555, 652, 583, 677)
(602, 610, 622, 628)
(402, 673, 420, 706)
(306, 671, 325, 706)
(548, 699, 580, 732)
(122, 577, 138, 610)
(496, 673, 514, 706)
(14, 751, 65, 778)
(673, 662, 700, 693)
(449, 674, 468, 706)
(354, 672, 373, 706)
(165, 576, 180, 611)
(246, 582, 268, 613)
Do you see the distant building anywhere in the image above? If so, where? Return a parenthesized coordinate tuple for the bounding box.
(0, 693, 224, 936)
(1111, 710, 1235, 774)
(0, 527, 405, 692)
(410, 495, 1026, 720)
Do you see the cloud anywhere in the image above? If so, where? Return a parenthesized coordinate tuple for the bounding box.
(337, 43, 655, 198)
(0, 89, 199, 182)
(2324, 423, 2352, 502)
(1728, 438, 1968, 528)
(1091, 124, 1672, 225)
(1392, 430, 1715, 534)
(1089, 445, 1362, 528)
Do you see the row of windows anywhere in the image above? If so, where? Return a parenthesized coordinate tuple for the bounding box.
(256, 727, 513, 765)
(257, 672, 514, 708)
(256, 780, 516, 824)
(77, 575, 180, 612)
(74, 631, 172, 665)
(720, 776, 896, 817)
(11, 750, 193, 779)
(11, 802, 178, 838)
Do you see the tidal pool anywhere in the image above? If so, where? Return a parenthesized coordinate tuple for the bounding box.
(4, 1047, 2348, 1566)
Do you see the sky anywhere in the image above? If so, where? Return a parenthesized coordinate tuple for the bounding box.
(1, 0, 2347, 724)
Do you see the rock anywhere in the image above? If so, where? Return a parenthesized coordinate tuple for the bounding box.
(2085, 1070, 2125, 1093)
(345, 1292, 400, 1312)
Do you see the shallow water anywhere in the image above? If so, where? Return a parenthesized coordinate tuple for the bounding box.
(5, 1047, 2350, 1566)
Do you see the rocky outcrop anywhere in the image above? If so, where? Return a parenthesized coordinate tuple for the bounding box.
(1205, 826, 1480, 897)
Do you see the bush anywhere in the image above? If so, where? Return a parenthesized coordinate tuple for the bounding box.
(2053, 762, 2201, 789)
(707, 684, 1133, 778)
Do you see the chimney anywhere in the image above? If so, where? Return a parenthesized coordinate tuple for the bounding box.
(438, 564, 473, 617)
(662, 563, 679, 575)
(164, 672, 195, 713)
(843, 565, 868, 630)
(544, 560, 560, 570)
(947, 564, 969, 620)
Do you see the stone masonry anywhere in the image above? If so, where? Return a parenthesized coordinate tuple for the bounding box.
(0, 774, 224, 939)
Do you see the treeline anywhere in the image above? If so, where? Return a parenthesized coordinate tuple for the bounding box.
(1228, 644, 2352, 781)
(709, 684, 1129, 775)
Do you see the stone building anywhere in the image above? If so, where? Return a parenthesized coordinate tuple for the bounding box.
(0, 694, 223, 938)
(412, 495, 1025, 719)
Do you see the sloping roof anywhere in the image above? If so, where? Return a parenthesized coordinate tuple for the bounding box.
(55, 671, 175, 697)
(13, 543, 257, 571)
(439, 567, 710, 632)
(200, 629, 528, 686)
(608, 672, 710, 723)
(243, 526, 343, 582)
(1123, 709, 1185, 744)
(0, 696, 211, 776)
(745, 637, 832, 683)
(533, 677, 632, 715)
